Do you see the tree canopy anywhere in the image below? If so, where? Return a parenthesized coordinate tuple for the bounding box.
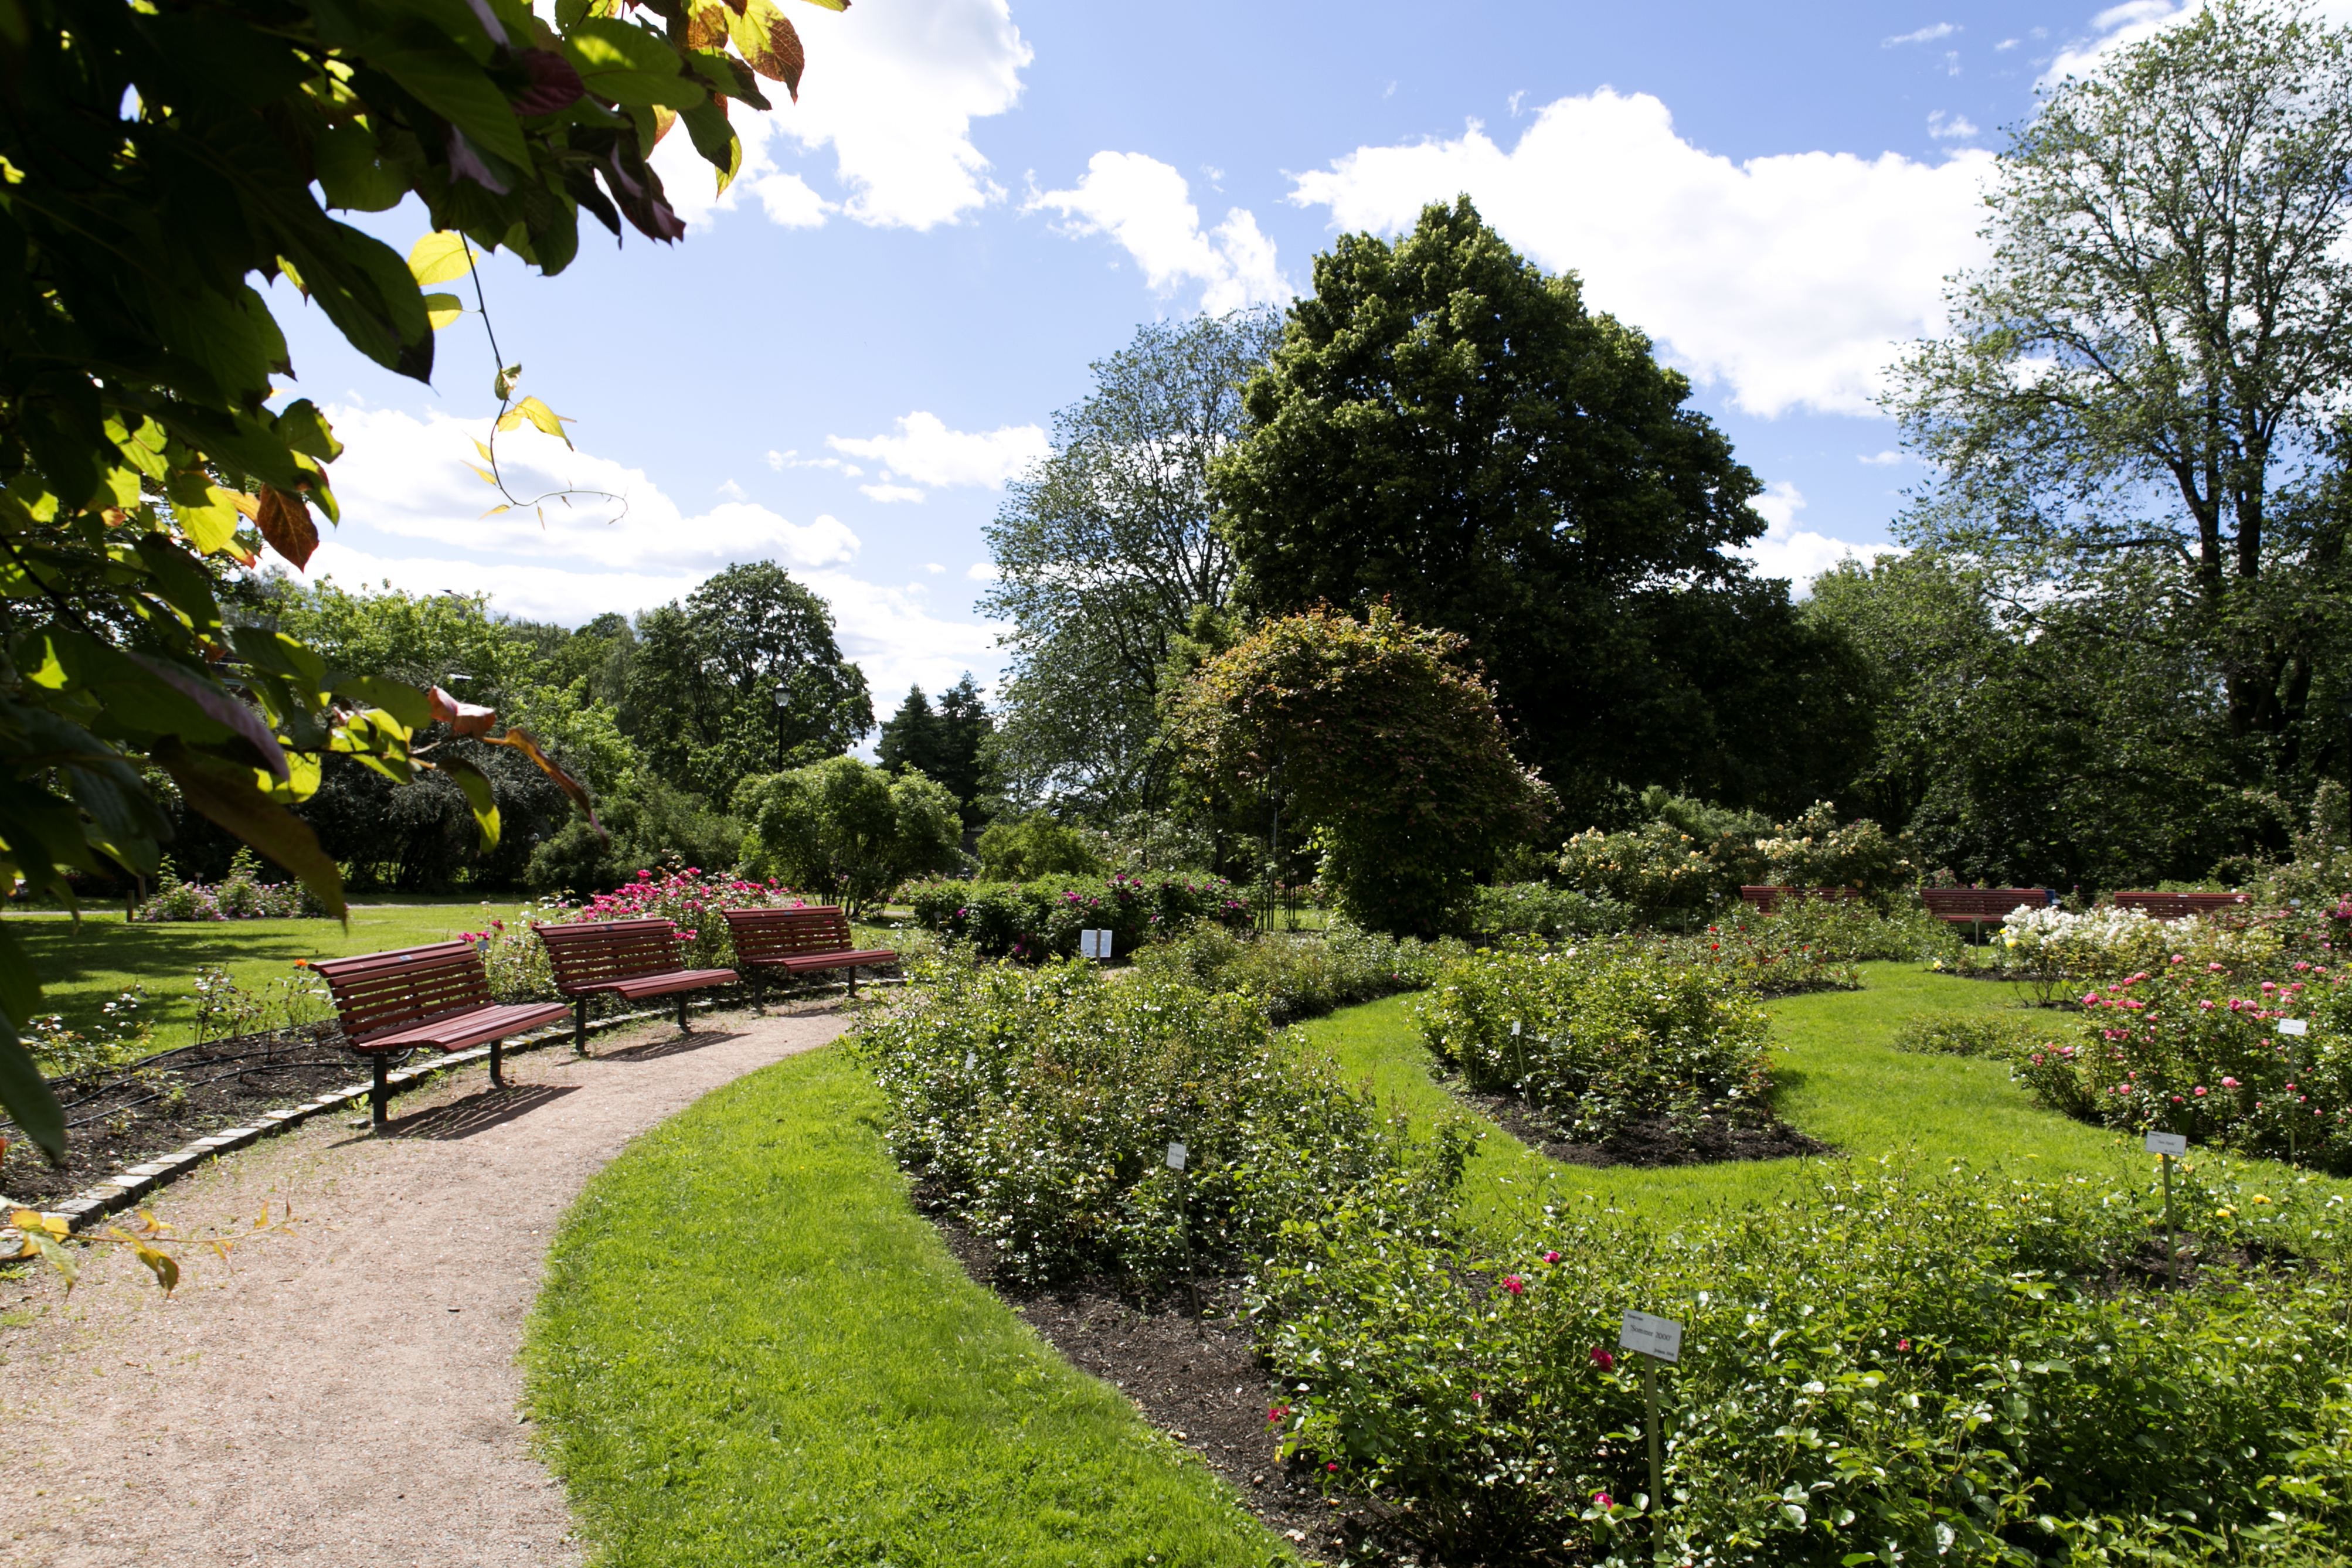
(1214, 198, 1864, 822)
(1891, 0, 2352, 798)
(982, 309, 1282, 813)
(875, 674, 993, 818)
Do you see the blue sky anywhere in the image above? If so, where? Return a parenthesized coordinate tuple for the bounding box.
(266, 0, 2236, 709)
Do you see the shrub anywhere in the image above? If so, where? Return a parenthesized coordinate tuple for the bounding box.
(1249, 1160, 2352, 1564)
(1890, 1011, 2058, 1059)
(1646, 920, 1865, 996)
(2013, 954, 2352, 1171)
(133, 850, 328, 921)
(26, 987, 154, 1078)
(1131, 921, 1457, 1024)
(900, 870, 1252, 961)
(1996, 903, 2279, 1000)
(1416, 941, 1772, 1140)
(852, 956, 1473, 1286)
(1717, 899, 1960, 965)
(1555, 794, 1918, 929)
(976, 814, 1104, 879)
(735, 756, 963, 916)
(1464, 882, 1634, 940)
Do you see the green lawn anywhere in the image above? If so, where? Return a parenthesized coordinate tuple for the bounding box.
(523, 1043, 1292, 1568)
(1298, 962, 2352, 1239)
(14, 902, 525, 1050)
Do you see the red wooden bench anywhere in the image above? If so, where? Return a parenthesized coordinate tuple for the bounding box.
(1738, 886, 1864, 914)
(311, 941, 569, 1127)
(532, 918, 739, 1052)
(1921, 887, 2054, 933)
(2112, 891, 2249, 921)
(720, 906, 898, 1004)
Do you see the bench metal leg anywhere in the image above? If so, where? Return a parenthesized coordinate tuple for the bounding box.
(752, 971, 765, 1016)
(677, 991, 691, 1032)
(845, 965, 858, 998)
(574, 996, 592, 1056)
(490, 1037, 507, 1090)
(371, 1054, 390, 1130)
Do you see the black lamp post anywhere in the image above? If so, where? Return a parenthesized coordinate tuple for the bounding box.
(772, 679, 790, 772)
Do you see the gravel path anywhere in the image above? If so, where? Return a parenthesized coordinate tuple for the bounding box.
(0, 1006, 847, 1566)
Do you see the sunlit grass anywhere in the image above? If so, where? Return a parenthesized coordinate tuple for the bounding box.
(1298, 962, 2352, 1240)
(523, 1044, 1292, 1568)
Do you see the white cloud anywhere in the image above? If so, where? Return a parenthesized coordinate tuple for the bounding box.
(1029, 151, 1293, 313)
(967, 561, 999, 582)
(1928, 110, 1980, 140)
(1738, 480, 1905, 590)
(1289, 90, 1996, 417)
(1859, 450, 1907, 465)
(322, 406, 860, 574)
(306, 408, 1004, 706)
(859, 483, 928, 504)
(827, 411, 1050, 492)
(1995, 36, 2020, 50)
(650, 0, 1031, 232)
(716, 479, 747, 501)
(768, 449, 864, 477)
(1885, 22, 1959, 46)
(924, 563, 946, 574)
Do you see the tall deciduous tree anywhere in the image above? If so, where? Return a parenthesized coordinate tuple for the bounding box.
(1214, 198, 1865, 823)
(983, 309, 1282, 812)
(1168, 605, 1552, 936)
(1891, 0, 2352, 798)
(623, 561, 873, 806)
(0, 0, 847, 1155)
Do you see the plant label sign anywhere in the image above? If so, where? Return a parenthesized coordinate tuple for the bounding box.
(2278, 1018, 2310, 1037)
(2144, 1131, 2188, 1157)
(1620, 1309, 1683, 1363)
(1510, 1021, 1521, 1036)
(1165, 1141, 1187, 1171)
(1078, 929, 1113, 960)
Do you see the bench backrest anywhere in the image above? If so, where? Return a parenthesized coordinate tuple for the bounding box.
(533, 918, 686, 994)
(310, 940, 492, 1045)
(2113, 891, 2248, 919)
(1921, 887, 2051, 917)
(722, 905, 854, 961)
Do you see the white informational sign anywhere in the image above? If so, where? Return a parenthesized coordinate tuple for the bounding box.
(1619, 1309, 1683, 1363)
(964, 1050, 977, 1072)
(1079, 929, 1113, 960)
(1510, 1021, 1521, 1036)
(2144, 1130, 2188, 1157)
(2279, 1018, 2310, 1037)
(1165, 1141, 1187, 1171)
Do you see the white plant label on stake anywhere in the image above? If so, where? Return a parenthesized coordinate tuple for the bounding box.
(1165, 1141, 1187, 1171)
(2144, 1131, 2188, 1157)
(964, 1050, 976, 1072)
(1620, 1309, 1683, 1363)
(2279, 1018, 2310, 1037)
(1078, 928, 1113, 960)
(1510, 1021, 1521, 1036)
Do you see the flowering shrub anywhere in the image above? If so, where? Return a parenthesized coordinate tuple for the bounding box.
(1463, 882, 1634, 940)
(1416, 940, 1773, 1140)
(2013, 953, 2352, 1170)
(900, 870, 1252, 961)
(1249, 1159, 2352, 1563)
(1711, 898, 1960, 966)
(1555, 799, 1919, 929)
(1131, 921, 1459, 1025)
(134, 850, 328, 921)
(467, 863, 810, 1001)
(852, 954, 1473, 1287)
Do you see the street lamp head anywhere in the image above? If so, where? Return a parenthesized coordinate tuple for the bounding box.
(772, 679, 789, 709)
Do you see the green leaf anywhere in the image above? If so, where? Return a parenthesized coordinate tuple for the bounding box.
(313, 121, 409, 212)
(424, 292, 465, 329)
(331, 675, 432, 730)
(130, 533, 224, 628)
(409, 231, 481, 287)
(174, 485, 245, 556)
(274, 400, 344, 464)
(372, 40, 535, 169)
(565, 18, 708, 109)
(680, 97, 741, 192)
(441, 757, 503, 849)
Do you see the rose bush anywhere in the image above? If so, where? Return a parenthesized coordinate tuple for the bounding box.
(468, 863, 808, 1001)
(900, 870, 1252, 961)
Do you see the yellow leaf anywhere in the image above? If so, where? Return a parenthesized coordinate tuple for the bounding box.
(423, 292, 465, 330)
(277, 255, 308, 298)
(473, 438, 495, 464)
(509, 396, 574, 448)
(133, 1242, 179, 1296)
(465, 462, 498, 485)
(407, 231, 479, 287)
(177, 487, 244, 556)
(481, 503, 513, 518)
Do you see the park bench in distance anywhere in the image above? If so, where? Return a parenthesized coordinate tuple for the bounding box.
(533, 918, 739, 1052)
(1921, 886, 2055, 936)
(720, 906, 898, 1005)
(2113, 890, 2250, 920)
(311, 941, 569, 1128)
(1738, 886, 1864, 914)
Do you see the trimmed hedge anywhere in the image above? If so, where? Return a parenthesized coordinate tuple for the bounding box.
(900, 870, 1252, 960)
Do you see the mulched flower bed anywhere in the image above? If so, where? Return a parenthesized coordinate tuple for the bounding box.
(922, 1195, 1402, 1565)
(0, 1023, 376, 1206)
(1447, 1078, 1832, 1169)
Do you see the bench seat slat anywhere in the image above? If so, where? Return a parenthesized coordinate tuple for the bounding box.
(770, 948, 899, 972)
(357, 1001, 570, 1055)
(566, 967, 740, 1000)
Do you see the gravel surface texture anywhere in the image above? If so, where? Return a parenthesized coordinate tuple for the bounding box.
(0, 1005, 844, 1567)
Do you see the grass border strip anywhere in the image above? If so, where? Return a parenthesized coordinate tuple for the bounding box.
(1, 994, 744, 1245)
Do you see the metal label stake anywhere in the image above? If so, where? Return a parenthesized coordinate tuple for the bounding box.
(1620, 1309, 1683, 1566)
(2146, 1130, 2187, 1284)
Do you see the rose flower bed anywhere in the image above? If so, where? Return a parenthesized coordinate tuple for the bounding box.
(470, 864, 810, 1001)
(900, 870, 1253, 962)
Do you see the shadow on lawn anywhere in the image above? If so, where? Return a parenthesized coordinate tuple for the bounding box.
(13, 919, 332, 989)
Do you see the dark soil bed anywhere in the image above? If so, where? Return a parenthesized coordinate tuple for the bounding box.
(919, 1189, 1411, 1566)
(0, 1023, 380, 1205)
(1447, 1079, 1833, 1169)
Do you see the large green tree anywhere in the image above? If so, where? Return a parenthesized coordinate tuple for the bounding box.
(875, 672, 993, 817)
(0, 0, 840, 1155)
(1891, 0, 2352, 804)
(622, 561, 873, 805)
(982, 309, 1282, 812)
(735, 754, 961, 916)
(1214, 198, 1867, 823)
